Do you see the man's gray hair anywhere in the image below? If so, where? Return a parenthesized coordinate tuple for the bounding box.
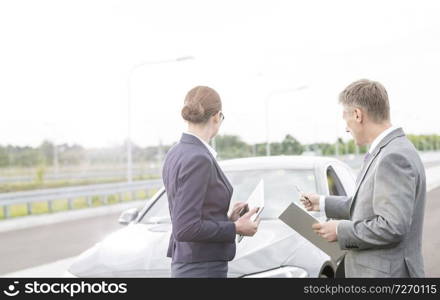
(339, 79, 390, 123)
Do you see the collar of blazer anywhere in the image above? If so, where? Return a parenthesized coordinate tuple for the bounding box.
(349, 127, 406, 213)
(180, 133, 233, 194)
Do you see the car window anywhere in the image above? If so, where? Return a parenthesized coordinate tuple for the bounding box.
(139, 191, 170, 224)
(331, 162, 356, 196)
(326, 165, 346, 196)
(226, 169, 316, 219)
(139, 168, 316, 223)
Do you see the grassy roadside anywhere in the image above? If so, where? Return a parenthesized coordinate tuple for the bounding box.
(0, 188, 159, 220)
(0, 174, 160, 193)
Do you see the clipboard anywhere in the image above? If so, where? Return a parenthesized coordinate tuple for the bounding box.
(278, 201, 344, 262)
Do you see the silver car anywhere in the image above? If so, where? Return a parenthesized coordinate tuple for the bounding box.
(66, 155, 355, 278)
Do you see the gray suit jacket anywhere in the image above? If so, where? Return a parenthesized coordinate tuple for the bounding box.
(325, 128, 426, 277)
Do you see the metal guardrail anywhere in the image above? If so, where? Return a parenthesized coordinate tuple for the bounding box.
(0, 179, 163, 219)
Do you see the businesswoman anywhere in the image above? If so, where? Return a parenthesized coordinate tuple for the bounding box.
(162, 86, 259, 278)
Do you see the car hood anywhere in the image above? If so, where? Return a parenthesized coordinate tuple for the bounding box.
(68, 220, 328, 277)
(69, 223, 172, 277)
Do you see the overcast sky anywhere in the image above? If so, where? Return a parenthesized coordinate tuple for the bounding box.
(1, 0, 439, 148)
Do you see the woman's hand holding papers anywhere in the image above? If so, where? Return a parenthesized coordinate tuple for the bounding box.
(234, 207, 260, 237)
(228, 202, 248, 222)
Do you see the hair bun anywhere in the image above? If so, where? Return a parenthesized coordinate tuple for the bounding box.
(181, 101, 206, 123)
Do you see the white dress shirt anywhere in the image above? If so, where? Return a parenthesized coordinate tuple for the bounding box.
(184, 132, 217, 158)
(318, 125, 400, 234)
(367, 125, 400, 156)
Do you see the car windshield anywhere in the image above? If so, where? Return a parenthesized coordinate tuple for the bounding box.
(139, 169, 316, 224)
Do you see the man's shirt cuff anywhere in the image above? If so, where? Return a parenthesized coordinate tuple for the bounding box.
(319, 195, 326, 214)
(319, 195, 337, 235)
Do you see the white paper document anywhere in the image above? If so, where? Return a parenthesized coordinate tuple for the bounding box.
(278, 201, 345, 262)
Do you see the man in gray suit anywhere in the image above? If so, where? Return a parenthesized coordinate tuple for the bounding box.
(301, 79, 426, 277)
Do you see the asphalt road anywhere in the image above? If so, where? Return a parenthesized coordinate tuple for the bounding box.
(422, 186, 440, 277)
(0, 186, 439, 277)
(0, 211, 126, 275)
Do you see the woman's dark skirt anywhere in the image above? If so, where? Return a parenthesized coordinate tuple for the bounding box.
(171, 261, 228, 278)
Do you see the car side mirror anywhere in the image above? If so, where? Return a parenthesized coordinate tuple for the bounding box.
(118, 208, 139, 225)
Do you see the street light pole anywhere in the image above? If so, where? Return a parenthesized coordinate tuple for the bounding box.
(44, 122, 59, 176)
(53, 144, 59, 175)
(126, 56, 194, 182)
(265, 85, 308, 156)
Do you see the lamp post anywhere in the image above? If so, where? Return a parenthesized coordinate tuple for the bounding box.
(44, 122, 59, 176)
(264, 85, 308, 156)
(126, 56, 194, 182)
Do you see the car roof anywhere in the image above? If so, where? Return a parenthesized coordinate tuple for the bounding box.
(218, 155, 339, 171)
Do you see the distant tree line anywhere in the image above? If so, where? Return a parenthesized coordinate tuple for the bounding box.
(0, 141, 85, 168)
(1, 134, 440, 168)
(215, 134, 303, 159)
